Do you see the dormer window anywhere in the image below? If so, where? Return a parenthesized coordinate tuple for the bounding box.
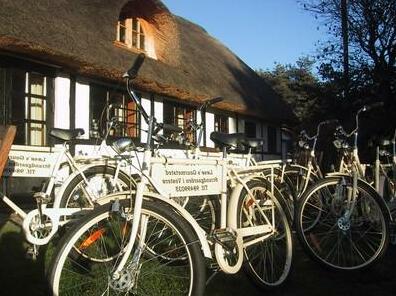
(117, 17, 146, 51)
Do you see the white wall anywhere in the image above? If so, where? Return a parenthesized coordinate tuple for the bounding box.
(154, 98, 163, 136)
(205, 112, 215, 148)
(228, 117, 237, 133)
(75, 82, 90, 139)
(140, 97, 151, 143)
(54, 76, 70, 129)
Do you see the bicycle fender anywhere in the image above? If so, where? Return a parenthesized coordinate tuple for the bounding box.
(227, 174, 263, 229)
(53, 163, 119, 208)
(96, 191, 213, 259)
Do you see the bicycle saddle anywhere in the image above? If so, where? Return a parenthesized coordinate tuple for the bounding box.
(49, 128, 85, 141)
(210, 132, 245, 149)
(241, 138, 264, 149)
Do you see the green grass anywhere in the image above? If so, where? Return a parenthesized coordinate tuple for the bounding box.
(0, 220, 49, 295)
(2, 217, 395, 296)
(0, 218, 259, 296)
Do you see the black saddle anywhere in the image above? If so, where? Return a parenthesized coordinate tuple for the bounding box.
(49, 128, 85, 141)
(210, 132, 245, 149)
(241, 138, 264, 149)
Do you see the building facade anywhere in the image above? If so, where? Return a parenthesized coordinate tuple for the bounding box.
(0, 0, 294, 195)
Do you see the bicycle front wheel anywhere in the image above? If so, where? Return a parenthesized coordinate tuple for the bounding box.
(237, 179, 293, 289)
(48, 199, 206, 296)
(296, 176, 390, 270)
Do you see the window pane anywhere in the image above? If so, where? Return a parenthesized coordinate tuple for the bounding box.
(90, 84, 108, 134)
(126, 101, 138, 138)
(119, 26, 126, 43)
(139, 34, 145, 50)
(245, 121, 256, 138)
(132, 32, 138, 48)
(29, 122, 46, 146)
(215, 114, 228, 133)
(30, 73, 45, 95)
(132, 18, 138, 31)
(30, 97, 45, 121)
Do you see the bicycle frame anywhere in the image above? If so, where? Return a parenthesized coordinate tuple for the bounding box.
(2, 138, 133, 246)
(109, 68, 283, 277)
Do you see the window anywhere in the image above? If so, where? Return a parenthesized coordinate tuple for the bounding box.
(245, 121, 256, 138)
(268, 126, 277, 153)
(163, 102, 195, 144)
(10, 71, 52, 146)
(117, 17, 145, 51)
(90, 85, 139, 139)
(109, 91, 139, 138)
(214, 114, 228, 133)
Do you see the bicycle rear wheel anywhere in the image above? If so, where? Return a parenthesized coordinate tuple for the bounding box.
(237, 179, 293, 289)
(48, 199, 206, 296)
(296, 176, 390, 270)
(59, 165, 135, 208)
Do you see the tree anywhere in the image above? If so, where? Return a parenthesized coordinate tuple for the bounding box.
(257, 57, 335, 129)
(302, 0, 396, 106)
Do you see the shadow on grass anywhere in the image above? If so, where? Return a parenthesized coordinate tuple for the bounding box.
(0, 219, 50, 296)
(1, 219, 396, 296)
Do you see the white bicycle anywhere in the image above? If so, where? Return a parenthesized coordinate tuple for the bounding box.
(48, 54, 293, 296)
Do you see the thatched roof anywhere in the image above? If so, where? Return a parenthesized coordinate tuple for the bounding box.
(0, 0, 295, 123)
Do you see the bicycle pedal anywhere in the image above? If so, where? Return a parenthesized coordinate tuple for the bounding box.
(33, 192, 51, 203)
(206, 259, 219, 271)
(25, 246, 39, 261)
(211, 228, 237, 249)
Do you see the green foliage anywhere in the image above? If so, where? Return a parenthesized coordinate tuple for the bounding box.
(257, 57, 336, 129)
(261, 1, 396, 140)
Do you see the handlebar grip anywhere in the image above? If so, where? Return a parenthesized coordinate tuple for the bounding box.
(363, 101, 384, 112)
(162, 123, 183, 133)
(125, 53, 146, 79)
(206, 96, 223, 106)
(200, 96, 223, 110)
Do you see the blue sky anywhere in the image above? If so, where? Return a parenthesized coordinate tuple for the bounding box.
(162, 0, 325, 71)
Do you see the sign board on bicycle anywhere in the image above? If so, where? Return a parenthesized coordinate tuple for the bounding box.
(2, 145, 60, 177)
(151, 163, 223, 197)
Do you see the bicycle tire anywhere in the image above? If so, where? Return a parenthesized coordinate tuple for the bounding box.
(59, 165, 135, 209)
(261, 168, 295, 224)
(48, 199, 206, 296)
(236, 179, 293, 289)
(296, 176, 390, 271)
(284, 165, 319, 201)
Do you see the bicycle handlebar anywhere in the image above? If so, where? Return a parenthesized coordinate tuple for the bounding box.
(345, 101, 384, 137)
(199, 97, 223, 110)
(302, 119, 338, 141)
(361, 101, 384, 113)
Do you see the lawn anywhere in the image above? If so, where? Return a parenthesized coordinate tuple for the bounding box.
(1, 217, 396, 296)
(0, 218, 261, 296)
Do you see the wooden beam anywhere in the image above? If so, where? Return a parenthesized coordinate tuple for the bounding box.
(0, 125, 16, 176)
